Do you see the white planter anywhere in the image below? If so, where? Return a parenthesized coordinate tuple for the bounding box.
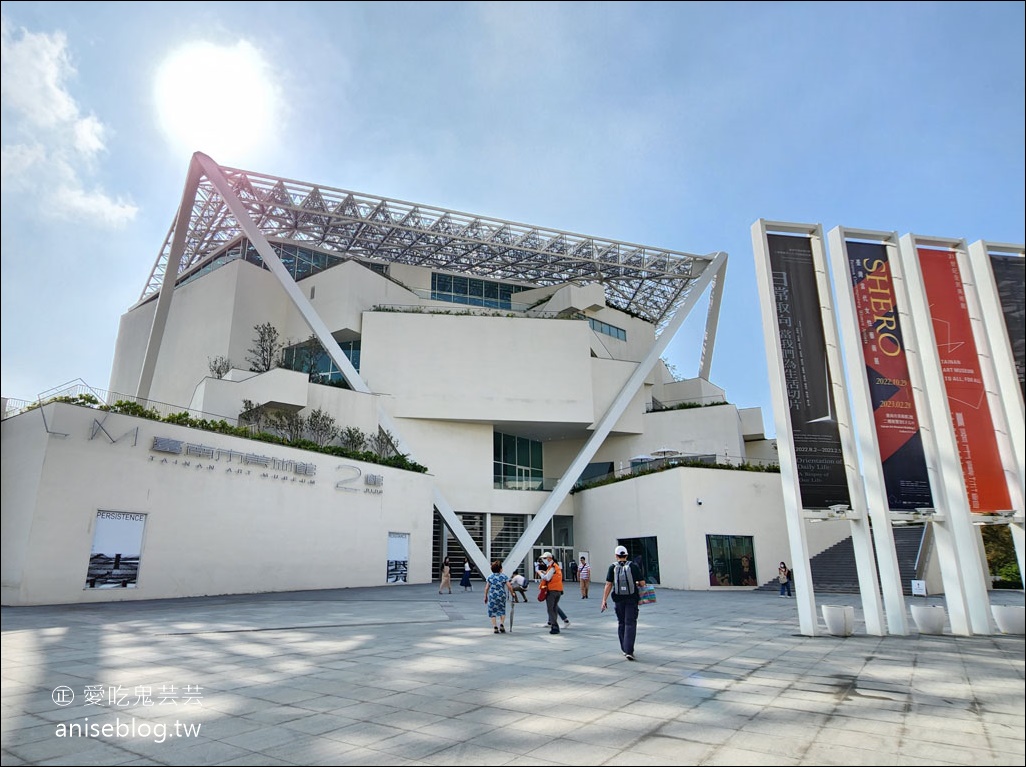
(910, 604, 946, 635)
(992, 605, 1025, 635)
(822, 604, 854, 636)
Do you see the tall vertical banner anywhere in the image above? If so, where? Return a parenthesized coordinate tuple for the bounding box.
(988, 253, 1026, 400)
(767, 233, 850, 509)
(917, 247, 1012, 513)
(844, 241, 933, 510)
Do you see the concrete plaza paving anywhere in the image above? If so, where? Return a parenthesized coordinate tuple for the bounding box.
(1, 584, 1023, 766)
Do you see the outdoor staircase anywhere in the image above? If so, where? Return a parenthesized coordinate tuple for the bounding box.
(758, 524, 926, 594)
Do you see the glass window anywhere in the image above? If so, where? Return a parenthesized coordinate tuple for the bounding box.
(589, 318, 627, 342)
(616, 537, 659, 585)
(503, 433, 516, 465)
(706, 534, 756, 587)
(577, 462, 613, 484)
(494, 430, 544, 490)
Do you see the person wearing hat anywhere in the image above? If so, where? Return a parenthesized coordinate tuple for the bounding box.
(535, 552, 565, 634)
(601, 545, 645, 660)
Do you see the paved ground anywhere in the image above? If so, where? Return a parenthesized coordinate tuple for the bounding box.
(2, 585, 1023, 766)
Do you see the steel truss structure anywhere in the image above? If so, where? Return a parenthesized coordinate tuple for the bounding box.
(138, 153, 728, 580)
(140, 163, 714, 329)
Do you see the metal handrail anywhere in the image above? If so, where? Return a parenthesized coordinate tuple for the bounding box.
(4, 381, 244, 426)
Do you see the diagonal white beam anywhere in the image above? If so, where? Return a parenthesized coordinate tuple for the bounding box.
(195, 154, 489, 569)
(136, 163, 203, 401)
(501, 252, 728, 575)
(194, 153, 369, 395)
(699, 261, 726, 380)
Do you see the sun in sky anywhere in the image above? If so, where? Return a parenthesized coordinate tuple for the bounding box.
(153, 40, 281, 165)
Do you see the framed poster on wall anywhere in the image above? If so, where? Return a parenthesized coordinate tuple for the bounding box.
(85, 511, 146, 589)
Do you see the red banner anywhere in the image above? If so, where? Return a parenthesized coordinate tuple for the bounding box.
(918, 248, 1011, 513)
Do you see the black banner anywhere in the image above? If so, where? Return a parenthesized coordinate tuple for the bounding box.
(767, 234, 851, 509)
(989, 254, 1025, 400)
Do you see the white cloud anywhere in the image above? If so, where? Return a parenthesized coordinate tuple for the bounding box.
(0, 15, 137, 227)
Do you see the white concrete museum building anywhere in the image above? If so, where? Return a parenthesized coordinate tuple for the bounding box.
(2, 153, 852, 607)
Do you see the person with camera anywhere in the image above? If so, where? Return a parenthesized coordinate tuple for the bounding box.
(535, 552, 566, 634)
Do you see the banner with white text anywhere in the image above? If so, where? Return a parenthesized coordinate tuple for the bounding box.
(918, 247, 1011, 513)
(767, 233, 851, 509)
(844, 241, 933, 510)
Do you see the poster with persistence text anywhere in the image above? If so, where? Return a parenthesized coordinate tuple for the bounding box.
(85, 511, 146, 589)
(845, 241, 933, 510)
(918, 247, 1011, 513)
(767, 233, 851, 509)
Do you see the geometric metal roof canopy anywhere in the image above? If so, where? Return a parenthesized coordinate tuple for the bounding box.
(140, 162, 718, 329)
(135, 152, 728, 580)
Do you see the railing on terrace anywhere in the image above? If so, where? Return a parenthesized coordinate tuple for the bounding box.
(647, 395, 729, 411)
(408, 288, 535, 313)
(2, 379, 246, 427)
(372, 303, 577, 320)
(574, 451, 780, 492)
(493, 476, 561, 491)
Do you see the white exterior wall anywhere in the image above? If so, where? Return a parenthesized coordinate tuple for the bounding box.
(1, 403, 435, 606)
(574, 465, 789, 589)
(390, 417, 575, 519)
(189, 368, 382, 438)
(0, 411, 48, 595)
(361, 312, 596, 423)
(108, 299, 157, 399)
(281, 260, 420, 340)
(743, 438, 779, 465)
(574, 465, 849, 590)
(641, 405, 746, 463)
(109, 262, 290, 407)
(543, 404, 755, 481)
(739, 407, 767, 439)
(659, 377, 727, 407)
(589, 358, 646, 434)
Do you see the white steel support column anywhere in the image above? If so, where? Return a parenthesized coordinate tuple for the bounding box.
(966, 240, 1026, 582)
(881, 238, 970, 634)
(501, 252, 728, 575)
(897, 234, 993, 635)
(826, 226, 910, 635)
(753, 220, 819, 635)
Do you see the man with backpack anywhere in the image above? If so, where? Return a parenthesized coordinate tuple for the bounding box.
(600, 545, 645, 661)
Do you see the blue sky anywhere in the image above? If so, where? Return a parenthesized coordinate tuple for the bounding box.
(2, 2, 1023, 438)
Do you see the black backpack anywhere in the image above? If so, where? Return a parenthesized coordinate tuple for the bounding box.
(613, 562, 636, 596)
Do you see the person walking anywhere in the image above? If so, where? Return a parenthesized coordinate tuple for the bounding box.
(600, 545, 645, 660)
(578, 557, 591, 599)
(438, 557, 452, 594)
(778, 561, 792, 598)
(460, 560, 474, 591)
(536, 552, 564, 634)
(484, 561, 511, 633)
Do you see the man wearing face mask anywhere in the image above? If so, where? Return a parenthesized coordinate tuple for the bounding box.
(535, 552, 564, 635)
